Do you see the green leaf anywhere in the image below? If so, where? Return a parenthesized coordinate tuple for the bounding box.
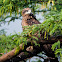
(32, 36, 38, 41)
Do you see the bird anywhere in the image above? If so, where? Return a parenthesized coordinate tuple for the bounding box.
(21, 8, 40, 28)
(21, 8, 41, 52)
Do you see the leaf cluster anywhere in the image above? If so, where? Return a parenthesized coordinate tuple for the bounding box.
(0, 0, 41, 23)
(43, 10, 62, 36)
(0, 34, 22, 55)
(0, 35, 16, 54)
(52, 41, 62, 62)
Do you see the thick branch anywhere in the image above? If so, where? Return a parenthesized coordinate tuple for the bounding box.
(0, 43, 24, 62)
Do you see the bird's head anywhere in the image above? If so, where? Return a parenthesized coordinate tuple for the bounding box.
(22, 8, 32, 16)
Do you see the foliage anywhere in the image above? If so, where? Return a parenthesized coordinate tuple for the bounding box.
(0, 0, 45, 23)
(52, 41, 62, 62)
(0, 0, 61, 23)
(0, 0, 32, 23)
(51, 41, 60, 51)
(43, 9, 62, 36)
(0, 34, 21, 56)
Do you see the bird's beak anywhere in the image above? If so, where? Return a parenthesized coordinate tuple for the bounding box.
(25, 10, 32, 14)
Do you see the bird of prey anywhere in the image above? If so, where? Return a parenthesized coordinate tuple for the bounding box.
(21, 8, 53, 56)
(21, 8, 40, 28)
(21, 8, 41, 51)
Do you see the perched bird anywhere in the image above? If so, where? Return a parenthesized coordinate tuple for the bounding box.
(21, 8, 41, 52)
(21, 8, 40, 28)
(21, 8, 54, 57)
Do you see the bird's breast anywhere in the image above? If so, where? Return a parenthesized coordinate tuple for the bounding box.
(26, 17, 36, 25)
(22, 14, 40, 27)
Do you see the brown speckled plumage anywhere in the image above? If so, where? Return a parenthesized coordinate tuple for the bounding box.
(22, 8, 40, 27)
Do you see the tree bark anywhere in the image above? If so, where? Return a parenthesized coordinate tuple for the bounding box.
(0, 43, 24, 62)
